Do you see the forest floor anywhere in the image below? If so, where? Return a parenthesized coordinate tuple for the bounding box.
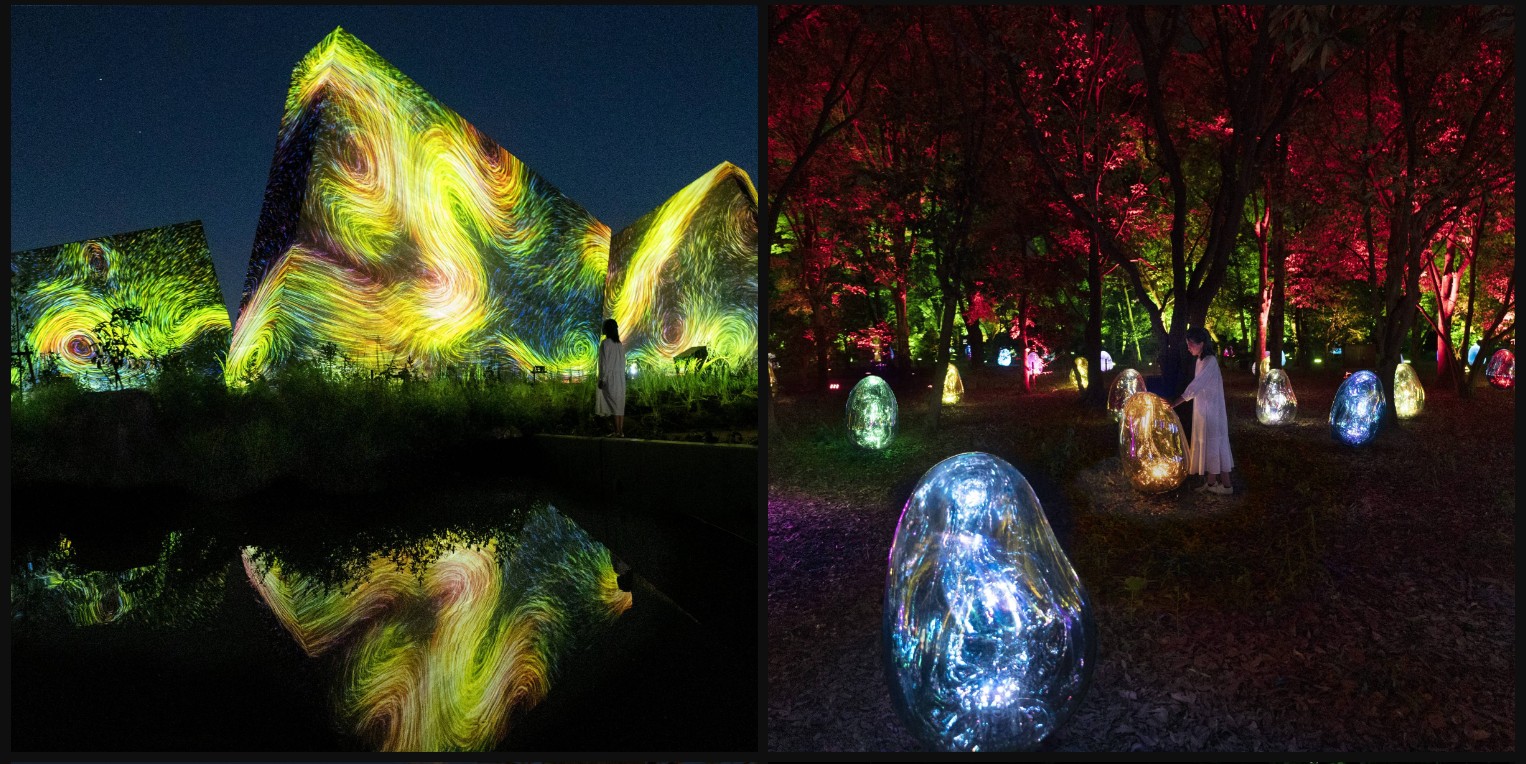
(766, 362, 1515, 752)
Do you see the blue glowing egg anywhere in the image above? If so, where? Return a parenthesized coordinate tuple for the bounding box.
(884, 452, 1095, 751)
(847, 375, 898, 449)
(1330, 370, 1384, 445)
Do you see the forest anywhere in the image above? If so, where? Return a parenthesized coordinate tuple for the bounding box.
(769, 6, 1514, 424)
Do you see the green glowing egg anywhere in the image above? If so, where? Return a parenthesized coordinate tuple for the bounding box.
(847, 374, 898, 449)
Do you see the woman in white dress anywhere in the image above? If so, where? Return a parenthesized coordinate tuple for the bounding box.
(1172, 327, 1234, 495)
(596, 318, 627, 437)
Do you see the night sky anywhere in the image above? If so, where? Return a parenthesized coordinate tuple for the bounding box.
(10, 5, 758, 318)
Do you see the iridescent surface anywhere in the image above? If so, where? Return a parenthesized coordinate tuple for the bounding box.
(997, 348, 1013, 367)
(1330, 370, 1385, 445)
(943, 363, 964, 404)
(605, 162, 758, 369)
(883, 452, 1095, 752)
(1394, 362, 1424, 418)
(1106, 369, 1144, 421)
(242, 505, 631, 751)
(1484, 348, 1514, 389)
(847, 374, 897, 450)
(10, 221, 232, 391)
(1118, 392, 1187, 493)
(1255, 368, 1297, 425)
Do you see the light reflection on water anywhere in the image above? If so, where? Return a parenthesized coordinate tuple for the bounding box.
(242, 504, 631, 751)
(13, 504, 632, 752)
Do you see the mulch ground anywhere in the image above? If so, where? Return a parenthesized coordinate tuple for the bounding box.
(766, 364, 1515, 752)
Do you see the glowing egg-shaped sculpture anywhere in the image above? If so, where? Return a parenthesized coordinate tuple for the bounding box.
(1118, 392, 1187, 493)
(1255, 368, 1297, 425)
(1107, 368, 1145, 421)
(1467, 343, 1481, 365)
(1330, 370, 1384, 445)
(1484, 348, 1514, 389)
(997, 348, 1013, 367)
(1393, 362, 1424, 418)
(884, 452, 1095, 752)
(1072, 357, 1089, 390)
(847, 375, 898, 449)
(1098, 350, 1114, 372)
(943, 364, 964, 404)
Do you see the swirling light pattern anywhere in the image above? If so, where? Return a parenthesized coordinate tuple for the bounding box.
(846, 374, 897, 449)
(884, 452, 1095, 751)
(1255, 368, 1297, 425)
(242, 505, 632, 751)
(1330, 370, 1384, 445)
(228, 28, 611, 385)
(605, 162, 758, 369)
(1118, 392, 1187, 493)
(1106, 368, 1144, 422)
(11, 533, 226, 627)
(10, 222, 232, 390)
(1393, 362, 1424, 419)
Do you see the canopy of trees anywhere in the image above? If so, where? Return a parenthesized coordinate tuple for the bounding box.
(769, 5, 1514, 427)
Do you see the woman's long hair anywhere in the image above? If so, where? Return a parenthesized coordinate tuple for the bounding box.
(602, 318, 620, 343)
(1185, 327, 1216, 359)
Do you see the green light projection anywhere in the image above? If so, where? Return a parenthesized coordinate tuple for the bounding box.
(10, 221, 232, 391)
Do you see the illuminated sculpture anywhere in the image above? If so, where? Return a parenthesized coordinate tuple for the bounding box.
(883, 452, 1095, 752)
(227, 29, 756, 384)
(1255, 368, 1297, 425)
(243, 505, 631, 751)
(1106, 368, 1144, 421)
(1393, 362, 1424, 418)
(605, 162, 758, 370)
(997, 347, 1013, 367)
(10, 221, 232, 391)
(846, 374, 897, 449)
(1072, 356, 1089, 389)
(1329, 370, 1384, 445)
(1118, 392, 1187, 493)
(1484, 348, 1514, 389)
(943, 363, 964, 404)
(1098, 350, 1114, 372)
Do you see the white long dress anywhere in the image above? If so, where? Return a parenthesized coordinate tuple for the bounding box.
(596, 338, 626, 416)
(1180, 354, 1234, 475)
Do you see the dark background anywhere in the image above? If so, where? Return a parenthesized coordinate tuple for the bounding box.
(10, 5, 758, 318)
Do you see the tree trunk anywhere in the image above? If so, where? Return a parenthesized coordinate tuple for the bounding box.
(1017, 292, 1031, 394)
(1268, 229, 1287, 370)
(1082, 235, 1105, 405)
(929, 275, 959, 432)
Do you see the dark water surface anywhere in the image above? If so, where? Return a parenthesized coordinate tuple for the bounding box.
(11, 491, 754, 752)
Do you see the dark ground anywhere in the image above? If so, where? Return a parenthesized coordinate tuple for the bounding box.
(767, 362, 1514, 752)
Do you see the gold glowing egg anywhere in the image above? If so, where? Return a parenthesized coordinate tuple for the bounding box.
(1118, 392, 1187, 494)
(943, 363, 963, 404)
(1393, 362, 1424, 419)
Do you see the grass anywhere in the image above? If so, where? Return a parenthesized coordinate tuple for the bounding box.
(11, 359, 758, 499)
(767, 360, 1515, 751)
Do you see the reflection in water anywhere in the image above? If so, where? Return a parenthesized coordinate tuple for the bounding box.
(12, 533, 226, 627)
(242, 505, 633, 751)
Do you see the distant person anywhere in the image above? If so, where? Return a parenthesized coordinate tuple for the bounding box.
(1172, 327, 1234, 495)
(597, 318, 627, 437)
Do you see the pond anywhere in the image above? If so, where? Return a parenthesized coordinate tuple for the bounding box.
(11, 495, 751, 752)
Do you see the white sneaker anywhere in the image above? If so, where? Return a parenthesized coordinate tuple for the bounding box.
(1208, 484, 1233, 495)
